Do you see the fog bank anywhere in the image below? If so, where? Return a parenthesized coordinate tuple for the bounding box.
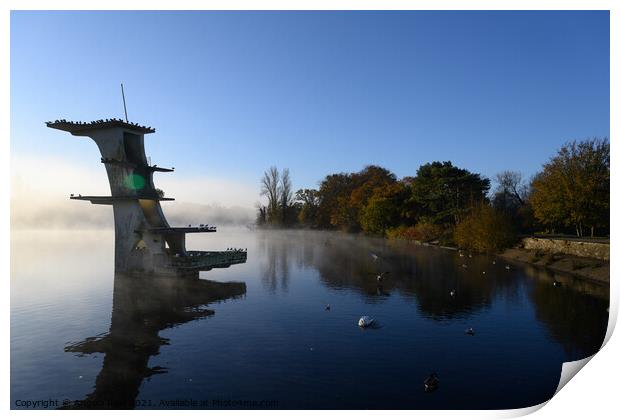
(11, 156, 256, 229)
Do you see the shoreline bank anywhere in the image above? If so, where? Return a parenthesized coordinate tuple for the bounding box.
(497, 247, 609, 285)
(262, 227, 610, 285)
(388, 236, 609, 285)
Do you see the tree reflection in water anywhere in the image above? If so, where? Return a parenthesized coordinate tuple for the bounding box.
(64, 274, 246, 409)
(524, 266, 609, 360)
(258, 230, 608, 360)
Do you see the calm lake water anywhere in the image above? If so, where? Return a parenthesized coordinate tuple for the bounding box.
(11, 228, 609, 410)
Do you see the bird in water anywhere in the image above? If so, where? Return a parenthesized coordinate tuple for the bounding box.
(553, 281, 562, 287)
(325, 304, 331, 311)
(424, 373, 439, 392)
(376, 272, 389, 283)
(370, 252, 379, 261)
(449, 289, 456, 297)
(505, 265, 511, 270)
(492, 260, 496, 265)
(358, 316, 375, 328)
(465, 327, 475, 335)
(482, 271, 486, 275)
(462, 264, 468, 268)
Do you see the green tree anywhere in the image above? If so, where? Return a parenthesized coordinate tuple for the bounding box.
(295, 188, 320, 227)
(359, 183, 406, 235)
(407, 161, 490, 225)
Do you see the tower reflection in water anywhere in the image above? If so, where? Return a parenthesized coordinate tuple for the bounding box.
(64, 274, 246, 409)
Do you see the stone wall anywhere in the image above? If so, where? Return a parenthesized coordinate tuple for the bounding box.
(521, 237, 610, 261)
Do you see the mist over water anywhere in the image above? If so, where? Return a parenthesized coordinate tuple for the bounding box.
(11, 229, 608, 409)
(10, 156, 257, 229)
(10, 202, 255, 230)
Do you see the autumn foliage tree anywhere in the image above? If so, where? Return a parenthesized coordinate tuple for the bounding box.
(256, 138, 609, 243)
(332, 166, 397, 231)
(529, 138, 609, 237)
(454, 204, 517, 252)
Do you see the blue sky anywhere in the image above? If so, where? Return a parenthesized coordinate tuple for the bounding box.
(11, 10, 609, 202)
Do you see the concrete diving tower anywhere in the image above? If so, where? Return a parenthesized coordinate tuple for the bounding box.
(47, 118, 247, 278)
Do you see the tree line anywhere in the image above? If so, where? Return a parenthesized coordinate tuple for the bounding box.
(256, 137, 609, 252)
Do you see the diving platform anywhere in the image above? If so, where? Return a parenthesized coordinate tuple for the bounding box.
(49, 116, 247, 277)
(101, 158, 174, 172)
(47, 119, 155, 134)
(70, 195, 175, 204)
(171, 250, 247, 272)
(148, 226, 217, 233)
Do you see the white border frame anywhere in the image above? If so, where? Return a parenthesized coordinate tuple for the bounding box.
(3, 2, 616, 419)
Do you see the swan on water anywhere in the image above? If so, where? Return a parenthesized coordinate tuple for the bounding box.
(358, 316, 374, 328)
